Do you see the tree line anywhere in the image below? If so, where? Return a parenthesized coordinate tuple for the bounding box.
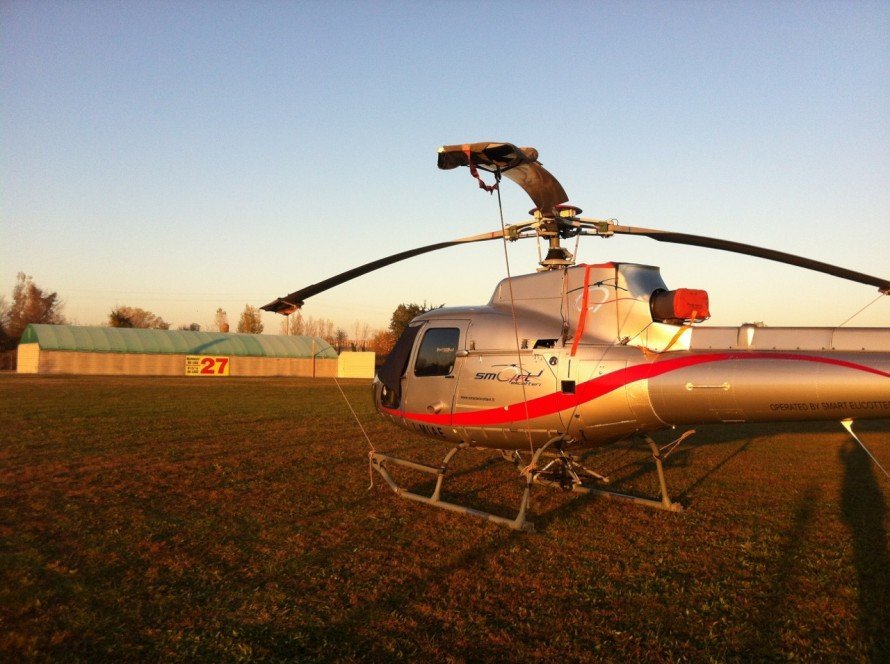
(1, 273, 441, 363)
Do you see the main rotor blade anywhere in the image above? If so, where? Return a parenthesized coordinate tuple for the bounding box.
(438, 142, 569, 213)
(611, 224, 890, 292)
(261, 228, 515, 313)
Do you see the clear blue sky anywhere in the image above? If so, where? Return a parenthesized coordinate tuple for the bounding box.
(2, 0, 888, 333)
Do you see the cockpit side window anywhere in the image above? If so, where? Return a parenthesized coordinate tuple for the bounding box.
(414, 327, 460, 377)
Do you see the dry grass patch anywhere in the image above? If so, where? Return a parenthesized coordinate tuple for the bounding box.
(1, 375, 887, 662)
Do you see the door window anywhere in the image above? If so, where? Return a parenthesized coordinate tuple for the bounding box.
(414, 328, 460, 377)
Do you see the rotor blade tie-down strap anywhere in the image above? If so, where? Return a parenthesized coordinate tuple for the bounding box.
(663, 310, 697, 352)
(332, 377, 378, 489)
(571, 264, 594, 356)
(642, 311, 698, 359)
(463, 144, 499, 194)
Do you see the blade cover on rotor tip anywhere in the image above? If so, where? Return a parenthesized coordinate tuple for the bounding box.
(438, 142, 569, 214)
(437, 142, 538, 172)
(262, 299, 303, 315)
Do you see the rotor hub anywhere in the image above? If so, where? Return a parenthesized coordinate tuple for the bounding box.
(530, 206, 582, 269)
(529, 205, 583, 220)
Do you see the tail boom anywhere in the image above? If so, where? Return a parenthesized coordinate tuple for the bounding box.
(647, 350, 890, 425)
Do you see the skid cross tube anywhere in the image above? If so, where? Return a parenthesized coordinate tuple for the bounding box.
(533, 452, 610, 490)
(540, 435, 682, 512)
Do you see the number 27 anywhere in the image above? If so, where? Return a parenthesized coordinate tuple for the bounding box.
(199, 357, 228, 374)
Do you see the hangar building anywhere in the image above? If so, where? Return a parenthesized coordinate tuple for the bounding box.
(16, 324, 352, 377)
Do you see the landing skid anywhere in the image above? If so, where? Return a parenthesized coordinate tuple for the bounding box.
(370, 443, 535, 531)
(370, 431, 693, 531)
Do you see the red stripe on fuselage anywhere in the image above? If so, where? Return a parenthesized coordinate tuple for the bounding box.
(382, 352, 889, 428)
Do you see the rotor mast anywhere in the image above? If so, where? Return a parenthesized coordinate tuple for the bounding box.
(531, 205, 583, 269)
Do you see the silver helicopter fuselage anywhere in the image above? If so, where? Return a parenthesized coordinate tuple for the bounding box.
(374, 263, 890, 450)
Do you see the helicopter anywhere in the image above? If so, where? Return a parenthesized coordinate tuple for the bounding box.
(263, 142, 890, 531)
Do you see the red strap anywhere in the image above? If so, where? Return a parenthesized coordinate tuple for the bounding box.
(463, 144, 499, 194)
(570, 264, 593, 356)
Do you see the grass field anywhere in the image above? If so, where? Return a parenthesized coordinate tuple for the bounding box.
(1, 374, 888, 662)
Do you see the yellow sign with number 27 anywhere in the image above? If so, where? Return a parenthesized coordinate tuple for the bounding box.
(185, 355, 230, 376)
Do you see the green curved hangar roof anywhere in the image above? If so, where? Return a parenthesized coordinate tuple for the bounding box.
(20, 324, 338, 359)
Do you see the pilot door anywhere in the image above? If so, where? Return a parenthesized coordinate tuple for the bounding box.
(401, 320, 469, 423)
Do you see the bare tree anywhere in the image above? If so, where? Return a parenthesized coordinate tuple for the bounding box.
(3, 273, 67, 347)
(279, 311, 304, 336)
(237, 304, 264, 334)
(108, 306, 170, 329)
(349, 320, 373, 351)
(359, 322, 372, 351)
(213, 307, 229, 333)
(303, 315, 331, 340)
(334, 327, 348, 352)
(302, 315, 317, 337)
(0, 295, 10, 350)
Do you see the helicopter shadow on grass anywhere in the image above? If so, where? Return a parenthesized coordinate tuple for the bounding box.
(742, 483, 821, 658)
(357, 421, 889, 539)
(525, 442, 754, 534)
(600, 420, 871, 504)
(579, 426, 757, 504)
(528, 422, 815, 530)
(838, 439, 889, 662)
(740, 439, 888, 660)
